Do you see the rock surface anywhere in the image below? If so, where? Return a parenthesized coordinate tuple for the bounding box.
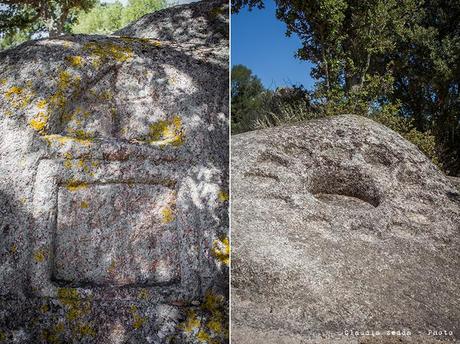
(449, 176, 460, 191)
(231, 115, 460, 343)
(0, 0, 228, 343)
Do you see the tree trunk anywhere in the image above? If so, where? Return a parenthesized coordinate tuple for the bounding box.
(42, 3, 67, 37)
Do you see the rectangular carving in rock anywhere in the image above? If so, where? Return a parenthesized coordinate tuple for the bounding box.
(53, 183, 179, 287)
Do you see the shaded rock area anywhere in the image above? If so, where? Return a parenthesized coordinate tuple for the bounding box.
(231, 115, 460, 343)
(449, 176, 460, 191)
(0, 0, 228, 343)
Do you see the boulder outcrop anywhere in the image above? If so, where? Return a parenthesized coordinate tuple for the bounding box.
(231, 115, 460, 343)
(0, 0, 228, 343)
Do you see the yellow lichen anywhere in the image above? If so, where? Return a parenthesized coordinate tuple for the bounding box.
(40, 304, 50, 313)
(53, 323, 64, 334)
(66, 180, 88, 192)
(29, 111, 50, 133)
(43, 135, 71, 145)
(47, 70, 81, 113)
(57, 287, 79, 303)
(80, 201, 89, 209)
(66, 55, 84, 67)
(41, 328, 60, 344)
(37, 99, 47, 109)
(3, 84, 34, 112)
(83, 41, 134, 66)
(130, 305, 146, 330)
(64, 160, 72, 169)
(138, 288, 149, 300)
(67, 128, 94, 141)
(107, 259, 116, 274)
(132, 314, 145, 330)
(34, 249, 46, 263)
(218, 191, 229, 202)
(198, 291, 228, 341)
(4, 86, 23, 99)
(207, 316, 222, 334)
(119, 36, 162, 47)
(99, 90, 113, 100)
(202, 292, 225, 312)
(211, 236, 230, 266)
(197, 329, 211, 343)
(43, 134, 92, 146)
(9, 244, 17, 254)
(183, 310, 201, 333)
(146, 115, 185, 147)
(57, 287, 92, 324)
(161, 206, 174, 224)
(75, 323, 96, 337)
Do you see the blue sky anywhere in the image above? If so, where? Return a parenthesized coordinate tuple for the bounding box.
(231, 0, 314, 90)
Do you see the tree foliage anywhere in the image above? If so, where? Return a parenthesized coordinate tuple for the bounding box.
(232, 0, 460, 175)
(0, 0, 96, 40)
(0, 0, 165, 50)
(231, 64, 267, 133)
(71, 0, 166, 35)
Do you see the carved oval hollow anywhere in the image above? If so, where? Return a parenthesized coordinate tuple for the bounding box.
(309, 171, 381, 208)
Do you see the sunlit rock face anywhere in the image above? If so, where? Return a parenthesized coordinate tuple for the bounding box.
(231, 115, 460, 343)
(0, 0, 228, 342)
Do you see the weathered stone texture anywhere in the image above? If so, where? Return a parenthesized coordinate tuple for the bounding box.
(0, 0, 228, 343)
(231, 115, 460, 343)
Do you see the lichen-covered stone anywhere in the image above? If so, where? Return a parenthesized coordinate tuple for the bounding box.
(231, 115, 460, 343)
(0, 0, 228, 343)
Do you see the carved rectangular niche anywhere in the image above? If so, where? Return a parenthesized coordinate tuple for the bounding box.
(53, 183, 179, 287)
(31, 158, 200, 302)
